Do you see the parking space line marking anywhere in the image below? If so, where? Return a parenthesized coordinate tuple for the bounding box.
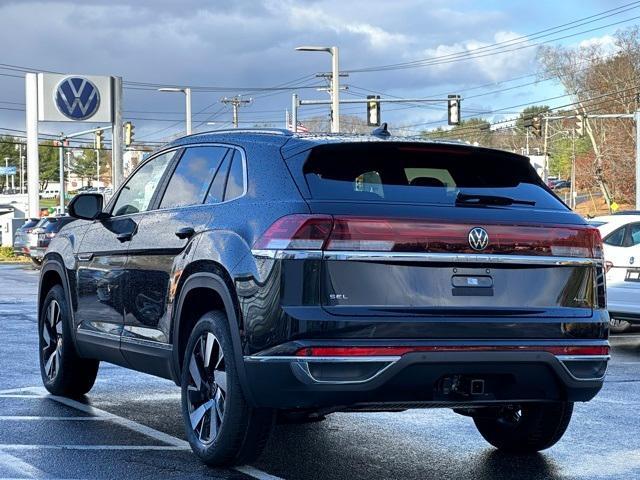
(236, 465, 285, 480)
(15, 387, 286, 480)
(0, 416, 110, 421)
(0, 449, 47, 478)
(40, 393, 191, 449)
(0, 444, 190, 451)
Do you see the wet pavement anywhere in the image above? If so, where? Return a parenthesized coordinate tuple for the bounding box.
(1, 263, 639, 479)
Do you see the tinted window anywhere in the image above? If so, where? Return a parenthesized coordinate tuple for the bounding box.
(160, 146, 228, 209)
(42, 217, 74, 232)
(302, 143, 565, 210)
(111, 151, 174, 216)
(223, 150, 244, 201)
(604, 226, 625, 247)
(205, 153, 231, 204)
(629, 223, 640, 246)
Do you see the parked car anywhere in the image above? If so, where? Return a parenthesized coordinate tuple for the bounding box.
(607, 268, 640, 332)
(38, 129, 609, 466)
(12, 218, 40, 257)
(590, 214, 640, 332)
(552, 180, 571, 190)
(29, 216, 76, 266)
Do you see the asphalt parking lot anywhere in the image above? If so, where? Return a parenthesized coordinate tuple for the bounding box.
(1, 263, 639, 480)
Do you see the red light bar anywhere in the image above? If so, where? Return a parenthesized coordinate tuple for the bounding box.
(294, 345, 609, 357)
(254, 215, 603, 259)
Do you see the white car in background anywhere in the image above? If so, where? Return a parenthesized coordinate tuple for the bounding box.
(589, 213, 640, 332)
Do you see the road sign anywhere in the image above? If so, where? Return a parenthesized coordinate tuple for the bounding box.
(0, 167, 17, 175)
(37, 73, 113, 122)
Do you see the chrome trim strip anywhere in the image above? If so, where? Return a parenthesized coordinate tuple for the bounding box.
(556, 355, 609, 382)
(251, 249, 599, 266)
(321, 251, 600, 266)
(291, 360, 396, 385)
(120, 335, 173, 351)
(556, 355, 611, 361)
(251, 249, 322, 260)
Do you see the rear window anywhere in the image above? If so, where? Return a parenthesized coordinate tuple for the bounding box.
(302, 143, 566, 210)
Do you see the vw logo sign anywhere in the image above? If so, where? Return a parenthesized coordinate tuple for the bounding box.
(54, 77, 100, 120)
(468, 227, 489, 251)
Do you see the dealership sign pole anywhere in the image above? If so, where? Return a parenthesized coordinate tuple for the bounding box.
(25, 73, 39, 218)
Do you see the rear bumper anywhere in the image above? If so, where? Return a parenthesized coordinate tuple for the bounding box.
(243, 350, 607, 410)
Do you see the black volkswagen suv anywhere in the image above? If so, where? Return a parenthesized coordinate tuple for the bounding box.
(38, 129, 609, 466)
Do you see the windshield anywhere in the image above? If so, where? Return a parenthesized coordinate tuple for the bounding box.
(303, 143, 567, 210)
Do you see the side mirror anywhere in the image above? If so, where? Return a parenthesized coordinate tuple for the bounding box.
(68, 193, 107, 220)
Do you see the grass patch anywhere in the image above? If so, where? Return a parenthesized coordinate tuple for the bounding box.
(0, 246, 30, 263)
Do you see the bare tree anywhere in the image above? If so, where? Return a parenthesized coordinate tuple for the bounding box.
(538, 26, 640, 205)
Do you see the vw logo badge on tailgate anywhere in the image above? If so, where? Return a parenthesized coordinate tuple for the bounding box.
(55, 77, 100, 120)
(468, 227, 489, 251)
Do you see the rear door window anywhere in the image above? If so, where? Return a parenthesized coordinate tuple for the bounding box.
(629, 223, 640, 246)
(205, 152, 231, 204)
(223, 150, 245, 201)
(604, 226, 626, 247)
(160, 146, 228, 209)
(302, 143, 566, 210)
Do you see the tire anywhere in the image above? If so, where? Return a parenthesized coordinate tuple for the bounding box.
(473, 402, 573, 453)
(181, 311, 274, 466)
(609, 317, 632, 334)
(39, 285, 99, 396)
(31, 258, 42, 269)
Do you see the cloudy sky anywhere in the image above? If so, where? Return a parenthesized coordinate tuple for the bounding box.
(0, 0, 634, 143)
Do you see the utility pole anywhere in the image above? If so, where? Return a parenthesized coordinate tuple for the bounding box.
(291, 94, 299, 133)
(58, 136, 65, 214)
(570, 127, 577, 210)
(3, 157, 8, 193)
(542, 116, 549, 183)
(221, 96, 252, 128)
(20, 145, 24, 195)
(636, 103, 640, 209)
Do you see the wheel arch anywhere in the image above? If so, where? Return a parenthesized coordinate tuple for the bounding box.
(39, 254, 80, 350)
(171, 266, 254, 404)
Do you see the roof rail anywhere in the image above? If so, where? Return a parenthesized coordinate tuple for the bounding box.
(185, 128, 293, 138)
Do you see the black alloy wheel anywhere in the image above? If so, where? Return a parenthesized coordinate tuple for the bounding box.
(186, 331, 227, 445)
(41, 299, 63, 381)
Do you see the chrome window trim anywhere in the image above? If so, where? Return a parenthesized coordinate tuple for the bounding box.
(158, 143, 248, 209)
(251, 249, 600, 266)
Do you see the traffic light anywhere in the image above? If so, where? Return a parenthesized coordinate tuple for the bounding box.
(366, 95, 381, 127)
(448, 94, 461, 125)
(95, 129, 103, 150)
(576, 114, 584, 137)
(532, 116, 542, 137)
(124, 122, 135, 147)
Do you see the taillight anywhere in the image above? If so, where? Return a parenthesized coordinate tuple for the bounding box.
(253, 215, 332, 250)
(255, 215, 603, 258)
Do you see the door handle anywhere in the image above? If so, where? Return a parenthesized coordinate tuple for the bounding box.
(175, 227, 195, 240)
(116, 232, 133, 243)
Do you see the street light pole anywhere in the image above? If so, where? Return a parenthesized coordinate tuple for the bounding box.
(4, 157, 8, 193)
(330, 46, 340, 134)
(158, 87, 192, 135)
(296, 45, 340, 133)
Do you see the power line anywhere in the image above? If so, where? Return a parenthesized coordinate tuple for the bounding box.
(345, 2, 640, 73)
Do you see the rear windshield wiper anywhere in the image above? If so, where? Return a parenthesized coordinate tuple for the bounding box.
(455, 192, 536, 206)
